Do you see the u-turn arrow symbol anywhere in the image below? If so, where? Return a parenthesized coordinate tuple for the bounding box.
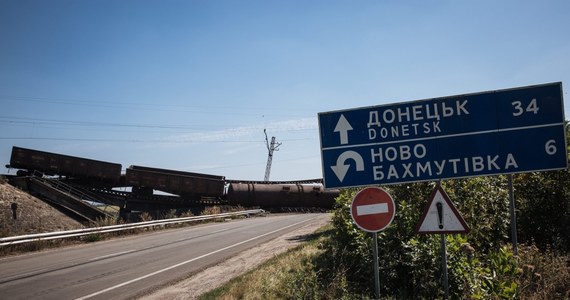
(331, 150, 364, 182)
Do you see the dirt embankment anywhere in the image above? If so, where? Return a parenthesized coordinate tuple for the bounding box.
(0, 177, 83, 237)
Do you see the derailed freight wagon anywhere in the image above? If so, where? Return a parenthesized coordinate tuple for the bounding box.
(125, 165, 226, 198)
(8, 146, 122, 183)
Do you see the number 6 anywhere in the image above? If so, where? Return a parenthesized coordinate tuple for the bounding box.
(545, 140, 557, 155)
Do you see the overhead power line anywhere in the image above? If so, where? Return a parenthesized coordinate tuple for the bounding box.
(0, 94, 318, 117)
(0, 116, 210, 130)
(0, 136, 313, 144)
(0, 115, 319, 135)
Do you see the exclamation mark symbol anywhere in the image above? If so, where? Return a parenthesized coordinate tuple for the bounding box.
(436, 202, 444, 229)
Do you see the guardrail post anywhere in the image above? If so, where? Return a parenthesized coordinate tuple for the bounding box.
(11, 202, 18, 220)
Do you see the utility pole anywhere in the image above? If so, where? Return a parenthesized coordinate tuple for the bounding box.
(264, 129, 281, 181)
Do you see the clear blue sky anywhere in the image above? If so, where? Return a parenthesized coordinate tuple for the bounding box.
(1, 0, 569, 181)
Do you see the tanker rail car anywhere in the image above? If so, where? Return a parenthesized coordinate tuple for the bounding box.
(4, 146, 338, 212)
(227, 182, 336, 209)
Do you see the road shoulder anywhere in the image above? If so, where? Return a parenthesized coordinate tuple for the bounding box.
(137, 213, 331, 300)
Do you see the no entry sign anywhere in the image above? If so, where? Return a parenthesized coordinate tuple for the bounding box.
(351, 187, 396, 232)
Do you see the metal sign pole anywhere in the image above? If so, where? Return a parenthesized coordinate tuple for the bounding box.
(350, 188, 394, 299)
(441, 234, 449, 300)
(508, 174, 518, 255)
(373, 232, 380, 299)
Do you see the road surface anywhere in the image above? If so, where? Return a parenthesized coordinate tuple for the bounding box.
(0, 213, 327, 300)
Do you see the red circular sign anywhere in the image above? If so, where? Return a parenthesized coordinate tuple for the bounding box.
(350, 187, 396, 232)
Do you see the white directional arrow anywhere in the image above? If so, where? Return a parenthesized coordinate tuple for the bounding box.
(331, 150, 364, 182)
(334, 114, 353, 145)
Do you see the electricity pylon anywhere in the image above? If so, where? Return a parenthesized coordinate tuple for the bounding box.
(264, 129, 281, 181)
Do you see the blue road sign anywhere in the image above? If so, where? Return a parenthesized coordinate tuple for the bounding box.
(318, 82, 567, 189)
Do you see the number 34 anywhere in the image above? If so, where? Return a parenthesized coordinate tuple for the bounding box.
(512, 98, 539, 116)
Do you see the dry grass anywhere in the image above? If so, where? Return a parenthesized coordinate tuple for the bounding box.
(199, 229, 328, 300)
(202, 206, 222, 216)
(517, 245, 570, 299)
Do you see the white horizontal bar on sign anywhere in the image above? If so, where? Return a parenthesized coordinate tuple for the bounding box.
(323, 122, 564, 151)
(356, 203, 388, 216)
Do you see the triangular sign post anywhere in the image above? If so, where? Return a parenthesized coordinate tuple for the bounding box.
(416, 184, 470, 300)
(415, 184, 470, 234)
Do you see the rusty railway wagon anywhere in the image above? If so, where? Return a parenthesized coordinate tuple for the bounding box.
(227, 182, 337, 209)
(6, 146, 338, 209)
(125, 165, 226, 199)
(7, 146, 122, 183)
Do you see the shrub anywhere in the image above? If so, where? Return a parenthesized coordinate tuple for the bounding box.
(179, 210, 194, 218)
(84, 233, 102, 243)
(93, 216, 121, 227)
(163, 209, 178, 219)
(202, 206, 221, 216)
(515, 170, 570, 252)
(139, 212, 153, 222)
(321, 172, 569, 298)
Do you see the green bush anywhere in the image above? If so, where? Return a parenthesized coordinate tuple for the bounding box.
(84, 233, 102, 243)
(515, 170, 570, 251)
(320, 172, 569, 299)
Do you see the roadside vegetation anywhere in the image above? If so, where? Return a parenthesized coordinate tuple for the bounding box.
(203, 171, 569, 299)
(204, 122, 570, 299)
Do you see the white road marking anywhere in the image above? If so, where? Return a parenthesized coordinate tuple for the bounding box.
(75, 217, 316, 300)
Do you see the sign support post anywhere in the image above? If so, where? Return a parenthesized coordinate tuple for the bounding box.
(350, 187, 395, 299)
(508, 174, 518, 255)
(440, 234, 449, 300)
(416, 184, 469, 298)
(372, 232, 380, 299)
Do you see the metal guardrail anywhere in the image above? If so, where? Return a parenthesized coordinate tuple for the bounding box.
(0, 209, 265, 246)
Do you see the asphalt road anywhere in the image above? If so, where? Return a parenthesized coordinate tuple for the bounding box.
(0, 213, 327, 300)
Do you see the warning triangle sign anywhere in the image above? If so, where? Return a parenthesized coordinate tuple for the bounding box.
(415, 184, 470, 234)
